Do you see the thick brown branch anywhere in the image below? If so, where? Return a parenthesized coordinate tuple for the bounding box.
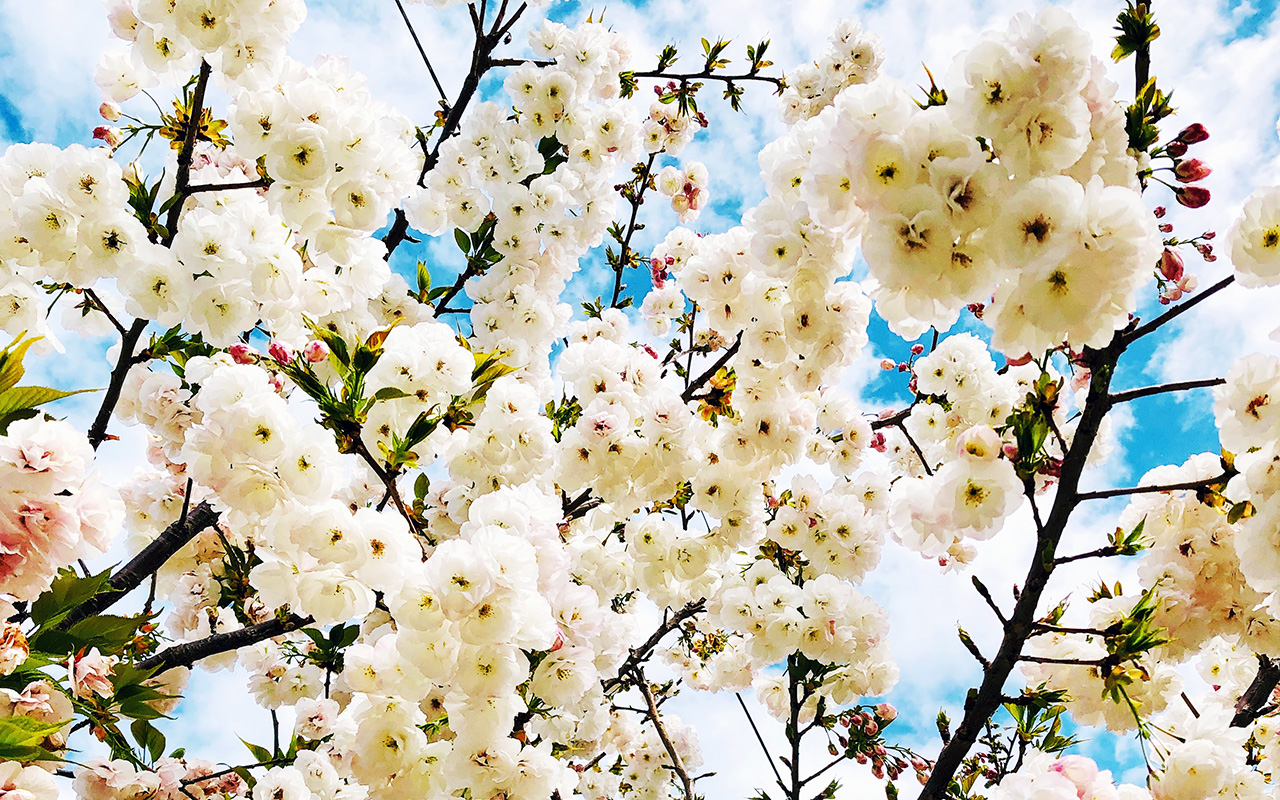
(87, 318, 148, 450)
(917, 333, 1125, 800)
(183, 178, 267, 196)
(58, 502, 220, 628)
(138, 614, 312, 674)
(1232, 655, 1280, 728)
(679, 335, 741, 403)
(162, 61, 212, 246)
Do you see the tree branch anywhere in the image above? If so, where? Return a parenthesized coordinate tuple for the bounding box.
(634, 666, 696, 800)
(87, 318, 148, 450)
(58, 502, 220, 628)
(610, 152, 659, 309)
(736, 692, 786, 789)
(1109, 377, 1225, 405)
(1123, 275, 1234, 344)
(1231, 655, 1280, 728)
(1075, 471, 1231, 502)
(393, 0, 448, 101)
(680, 334, 741, 403)
(138, 614, 312, 674)
(601, 599, 706, 694)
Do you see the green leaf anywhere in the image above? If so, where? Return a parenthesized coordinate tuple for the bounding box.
(29, 567, 114, 629)
(0, 715, 66, 763)
(131, 718, 167, 763)
(241, 737, 274, 764)
(454, 228, 471, 253)
(372, 387, 411, 402)
(0, 334, 41, 394)
(0, 385, 97, 424)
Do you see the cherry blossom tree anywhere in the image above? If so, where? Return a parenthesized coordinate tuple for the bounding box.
(0, 1, 1276, 799)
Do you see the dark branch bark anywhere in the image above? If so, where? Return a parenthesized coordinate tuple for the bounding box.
(86, 317, 148, 449)
(601, 599, 706, 694)
(393, 0, 448, 101)
(58, 502, 220, 628)
(610, 153, 659, 309)
(1075, 472, 1231, 502)
(634, 666, 696, 800)
(679, 335, 741, 403)
(138, 614, 312, 674)
(183, 178, 268, 196)
(381, 208, 418, 260)
(917, 334, 1125, 800)
(1123, 275, 1234, 344)
(1109, 377, 1225, 405)
(1232, 655, 1280, 728)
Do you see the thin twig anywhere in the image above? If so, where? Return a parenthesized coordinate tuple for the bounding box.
(393, 0, 448, 101)
(1110, 377, 1225, 405)
(138, 614, 312, 674)
(601, 599, 707, 694)
(634, 666, 695, 800)
(1075, 472, 1231, 502)
(736, 692, 786, 789)
(1123, 275, 1234, 344)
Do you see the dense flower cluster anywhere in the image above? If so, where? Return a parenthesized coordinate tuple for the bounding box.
(0, 418, 120, 603)
(2, 1, 1280, 799)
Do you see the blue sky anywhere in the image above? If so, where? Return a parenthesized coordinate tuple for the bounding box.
(3, 0, 1280, 794)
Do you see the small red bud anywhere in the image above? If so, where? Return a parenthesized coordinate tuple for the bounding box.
(1177, 123, 1210, 144)
(1158, 249, 1184, 281)
(1175, 186, 1211, 209)
(1153, 206, 1167, 218)
(1166, 140, 1188, 158)
(1159, 223, 1173, 233)
(910, 343, 924, 355)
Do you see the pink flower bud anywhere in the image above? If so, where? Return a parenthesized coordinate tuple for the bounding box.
(1002, 442, 1019, 460)
(880, 359, 895, 371)
(910, 343, 924, 355)
(303, 340, 330, 363)
(550, 628, 565, 652)
(1158, 249, 1184, 281)
(1158, 223, 1173, 233)
(865, 721, 879, 736)
(870, 432, 886, 453)
(1203, 230, 1216, 240)
(268, 340, 294, 365)
(1174, 158, 1211, 182)
(1165, 140, 1188, 158)
(1153, 206, 1167, 218)
(1005, 352, 1034, 367)
(99, 102, 121, 122)
(229, 343, 256, 364)
(1177, 123, 1210, 144)
(269, 372, 286, 393)
(92, 126, 123, 147)
(642, 344, 659, 359)
(875, 703, 897, 723)
(1175, 186, 1211, 208)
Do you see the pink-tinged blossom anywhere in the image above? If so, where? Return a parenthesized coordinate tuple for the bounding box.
(1174, 158, 1211, 182)
(69, 648, 119, 700)
(303, 340, 329, 363)
(0, 624, 28, 676)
